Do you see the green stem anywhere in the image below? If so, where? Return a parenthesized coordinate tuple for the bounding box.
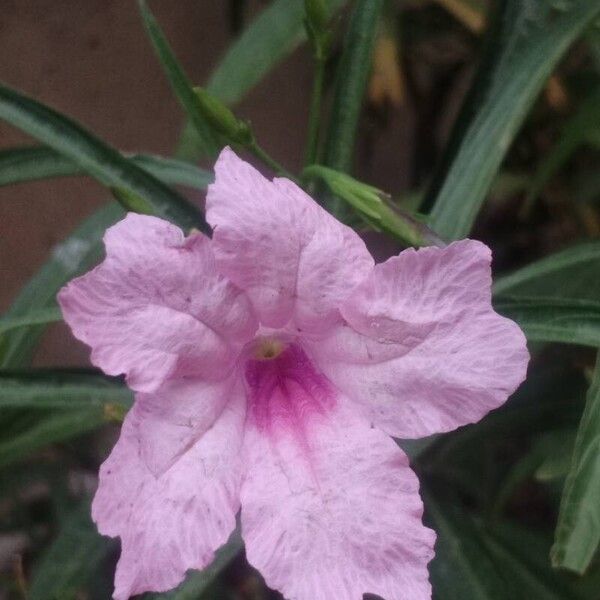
(248, 141, 299, 183)
(305, 56, 326, 167)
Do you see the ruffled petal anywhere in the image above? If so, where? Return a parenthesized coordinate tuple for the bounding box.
(206, 148, 373, 332)
(58, 213, 257, 392)
(309, 240, 529, 438)
(135, 375, 238, 476)
(92, 383, 245, 600)
(240, 399, 435, 600)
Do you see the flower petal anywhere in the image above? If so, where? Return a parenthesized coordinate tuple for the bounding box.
(92, 384, 245, 600)
(309, 240, 529, 438)
(240, 399, 435, 600)
(135, 375, 238, 476)
(58, 213, 257, 392)
(206, 148, 373, 331)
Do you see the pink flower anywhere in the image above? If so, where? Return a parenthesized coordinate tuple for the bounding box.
(58, 148, 529, 600)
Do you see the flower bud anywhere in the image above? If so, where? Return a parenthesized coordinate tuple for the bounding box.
(193, 87, 253, 145)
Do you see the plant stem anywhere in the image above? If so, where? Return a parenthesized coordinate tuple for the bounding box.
(248, 141, 299, 183)
(305, 56, 326, 167)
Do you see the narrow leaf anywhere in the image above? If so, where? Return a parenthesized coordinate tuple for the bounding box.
(207, 0, 343, 105)
(177, 0, 346, 159)
(0, 408, 105, 468)
(29, 501, 114, 600)
(494, 297, 600, 348)
(0, 203, 124, 368)
(138, 0, 221, 158)
(526, 86, 600, 209)
(428, 496, 590, 599)
(323, 0, 385, 174)
(0, 371, 132, 410)
(493, 242, 600, 347)
(0, 146, 212, 189)
(551, 355, 600, 573)
(0, 306, 62, 335)
(0, 81, 203, 230)
(426, 0, 600, 240)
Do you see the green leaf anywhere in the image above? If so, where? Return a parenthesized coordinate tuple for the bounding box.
(145, 532, 242, 599)
(29, 500, 114, 600)
(0, 306, 62, 335)
(425, 0, 600, 241)
(428, 496, 590, 599)
(551, 355, 600, 573)
(177, 0, 346, 159)
(0, 146, 212, 189)
(0, 371, 132, 410)
(207, 0, 344, 106)
(493, 242, 600, 348)
(525, 86, 600, 210)
(494, 297, 600, 348)
(493, 242, 600, 300)
(0, 203, 124, 368)
(323, 0, 384, 175)
(0, 81, 203, 230)
(0, 408, 105, 469)
(138, 0, 221, 158)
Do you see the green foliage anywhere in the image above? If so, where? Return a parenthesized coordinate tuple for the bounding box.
(0, 146, 212, 189)
(323, 0, 384, 175)
(138, 0, 222, 159)
(177, 0, 346, 160)
(525, 86, 600, 212)
(0, 82, 204, 230)
(425, 0, 600, 240)
(29, 501, 115, 600)
(2, 0, 600, 597)
(494, 242, 600, 348)
(0, 203, 124, 368)
(427, 496, 594, 599)
(552, 357, 600, 573)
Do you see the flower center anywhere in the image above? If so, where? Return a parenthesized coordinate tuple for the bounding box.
(254, 337, 286, 360)
(244, 343, 335, 437)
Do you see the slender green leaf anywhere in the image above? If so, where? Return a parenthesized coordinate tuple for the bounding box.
(177, 0, 346, 159)
(323, 0, 384, 174)
(138, 0, 221, 158)
(0, 306, 62, 335)
(493, 242, 600, 300)
(495, 297, 600, 348)
(551, 356, 600, 573)
(493, 242, 600, 347)
(29, 500, 114, 600)
(0, 371, 132, 410)
(0, 146, 212, 189)
(0, 203, 124, 368)
(146, 532, 242, 599)
(0, 81, 203, 229)
(428, 496, 590, 599)
(526, 86, 600, 209)
(207, 0, 343, 106)
(426, 0, 600, 240)
(0, 408, 105, 468)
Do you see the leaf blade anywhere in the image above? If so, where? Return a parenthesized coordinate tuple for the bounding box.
(0, 81, 204, 229)
(426, 0, 600, 240)
(551, 355, 600, 573)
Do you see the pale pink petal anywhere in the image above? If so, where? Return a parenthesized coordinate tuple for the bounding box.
(135, 376, 238, 476)
(240, 344, 434, 600)
(92, 382, 245, 600)
(308, 240, 529, 438)
(206, 148, 373, 332)
(58, 213, 257, 392)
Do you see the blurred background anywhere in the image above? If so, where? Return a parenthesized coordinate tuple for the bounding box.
(1, 0, 600, 598)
